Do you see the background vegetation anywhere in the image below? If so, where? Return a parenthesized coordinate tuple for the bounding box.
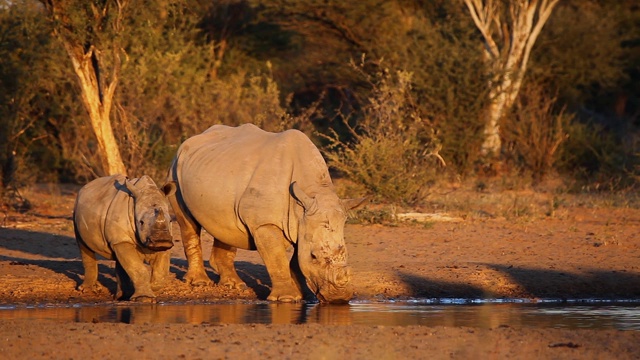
(1, 0, 638, 209)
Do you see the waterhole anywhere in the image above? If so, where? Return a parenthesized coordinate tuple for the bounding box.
(2, 299, 640, 330)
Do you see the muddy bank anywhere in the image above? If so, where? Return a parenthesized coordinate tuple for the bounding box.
(1, 187, 640, 358)
(1, 320, 639, 359)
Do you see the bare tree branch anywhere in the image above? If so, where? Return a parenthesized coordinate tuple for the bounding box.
(463, 0, 561, 156)
(40, 0, 128, 175)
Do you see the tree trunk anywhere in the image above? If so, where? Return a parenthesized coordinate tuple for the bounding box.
(464, 0, 560, 158)
(62, 43, 126, 176)
(42, 0, 128, 176)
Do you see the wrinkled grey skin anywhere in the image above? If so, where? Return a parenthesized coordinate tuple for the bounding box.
(166, 124, 365, 303)
(73, 175, 177, 302)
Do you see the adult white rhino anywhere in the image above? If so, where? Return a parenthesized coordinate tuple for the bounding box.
(166, 124, 364, 303)
(74, 175, 176, 302)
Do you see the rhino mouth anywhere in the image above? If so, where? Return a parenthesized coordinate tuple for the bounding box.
(307, 277, 353, 304)
(316, 292, 352, 304)
(144, 234, 174, 251)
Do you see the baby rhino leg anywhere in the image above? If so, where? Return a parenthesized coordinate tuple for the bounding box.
(77, 239, 107, 293)
(150, 251, 171, 292)
(112, 242, 155, 302)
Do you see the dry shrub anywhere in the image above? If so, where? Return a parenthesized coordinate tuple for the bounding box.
(56, 111, 102, 183)
(322, 64, 444, 206)
(502, 84, 570, 182)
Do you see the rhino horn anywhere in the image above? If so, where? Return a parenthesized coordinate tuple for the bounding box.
(124, 178, 142, 198)
(154, 210, 166, 225)
(290, 182, 318, 215)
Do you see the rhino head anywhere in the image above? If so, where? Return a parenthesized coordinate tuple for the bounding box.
(291, 182, 365, 304)
(125, 176, 177, 251)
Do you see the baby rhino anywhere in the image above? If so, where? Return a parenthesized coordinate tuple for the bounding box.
(73, 175, 176, 302)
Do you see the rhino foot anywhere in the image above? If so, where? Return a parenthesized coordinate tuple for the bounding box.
(267, 293, 302, 303)
(219, 276, 247, 290)
(266, 287, 303, 302)
(131, 294, 156, 303)
(184, 269, 213, 287)
(151, 280, 166, 292)
(77, 282, 107, 294)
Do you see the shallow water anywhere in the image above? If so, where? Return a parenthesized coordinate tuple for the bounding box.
(2, 299, 640, 330)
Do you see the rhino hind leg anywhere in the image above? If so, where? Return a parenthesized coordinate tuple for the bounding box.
(167, 188, 212, 287)
(112, 243, 156, 302)
(253, 225, 302, 302)
(76, 239, 107, 293)
(211, 239, 247, 290)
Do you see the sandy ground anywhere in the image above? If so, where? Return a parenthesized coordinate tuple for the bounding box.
(1, 184, 640, 359)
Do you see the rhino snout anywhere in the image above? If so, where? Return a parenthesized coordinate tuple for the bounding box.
(144, 229, 174, 251)
(310, 265, 353, 304)
(145, 238, 174, 251)
(334, 265, 351, 288)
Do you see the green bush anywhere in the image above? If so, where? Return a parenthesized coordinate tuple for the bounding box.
(322, 65, 444, 206)
(558, 118, 637, 190)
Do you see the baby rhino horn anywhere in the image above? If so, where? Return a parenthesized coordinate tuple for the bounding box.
(124, 178, 142, 198)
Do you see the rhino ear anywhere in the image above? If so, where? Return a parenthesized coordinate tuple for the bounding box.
(342, 197, 368, 210)
(124, 178, 141, 198)
(290, 182, 318, 215)
(163, 181, 177, 197)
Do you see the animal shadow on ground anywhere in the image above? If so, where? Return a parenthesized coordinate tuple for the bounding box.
(397, 265, 640, 299)
(0, 228, 77, 259)
(0, 254, 117, 292)
(396, 271, 486, 299)
(169, 259, 273, 300)
(169, 258, 220, 284)
(0, 228, 116, 292)
(0, 228, 278, 301)
(484, 264, 640, 299)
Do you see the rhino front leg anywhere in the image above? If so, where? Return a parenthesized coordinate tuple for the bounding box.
(253, 225, 302, 302)
(112, 242, 155, 302)
(150, 251, 171, 292)
(167, 190, 212, 286)
(211, 239, 247, 290)
(289, 246, 310, 298)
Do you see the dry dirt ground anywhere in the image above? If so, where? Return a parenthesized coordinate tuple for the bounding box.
(1, 184, 640, 359)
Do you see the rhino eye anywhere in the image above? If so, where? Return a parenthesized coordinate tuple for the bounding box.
(139, 220, 145, 226)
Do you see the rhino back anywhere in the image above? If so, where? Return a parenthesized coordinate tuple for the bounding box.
(74, 175, 135, 258)
(173, 124, 333, 248)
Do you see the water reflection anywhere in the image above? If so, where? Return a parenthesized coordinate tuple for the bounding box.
(1, 301, 640, 330)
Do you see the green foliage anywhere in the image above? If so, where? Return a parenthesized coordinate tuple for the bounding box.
(558, 119, 637, 190)
(386, 2, 489, 174)
(0, 0, 637, 200)
(252, 0, 488, 174)
(322, 64, 443, 206)
(532, 1, 634, 110)
(39, 0, 292, 181)
(0, 1, 78, 187)
(525, 1, 639, 189)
